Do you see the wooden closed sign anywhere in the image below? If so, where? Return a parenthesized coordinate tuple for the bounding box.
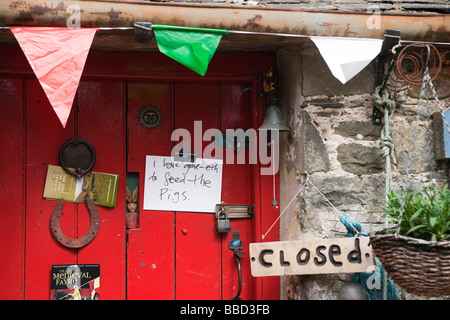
(250, 237, 374, 277)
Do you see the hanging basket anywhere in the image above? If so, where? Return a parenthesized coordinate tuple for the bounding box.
(371, 43, 450, 297)
(370, 231, 450, 297)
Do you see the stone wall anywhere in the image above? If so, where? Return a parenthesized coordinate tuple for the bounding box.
(278, 43, 450, 300)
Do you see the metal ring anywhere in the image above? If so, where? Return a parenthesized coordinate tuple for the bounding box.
(58, 138, 97, 178)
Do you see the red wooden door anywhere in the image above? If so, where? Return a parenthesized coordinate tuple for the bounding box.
(0, 77, 25, 300)
(127, 81, 257, 299)
(25, 79, 127, 299)
(0, 48, 280, 300)
(0, 77, 128, 299)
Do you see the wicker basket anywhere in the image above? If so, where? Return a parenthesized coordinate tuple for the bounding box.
(370, 232, 450, 297)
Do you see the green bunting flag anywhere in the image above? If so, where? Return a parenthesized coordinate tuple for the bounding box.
(153, 25, 228, 76)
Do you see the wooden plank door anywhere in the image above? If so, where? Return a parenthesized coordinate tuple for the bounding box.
(174, 82, 222, 299)
(0, 77, 25, 299)
(0, 77, 276, 300)
(126, 81, 257, 299)
(219, 82, 254, 300)
(17, 78, 127, 299)
(24, 78, 78, 299)
(76, 80, 127, 299)
(127, 81, 175, 299)
(0, 53, 279, 299)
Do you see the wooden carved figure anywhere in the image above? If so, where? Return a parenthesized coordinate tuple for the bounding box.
(126, 186, 138, 229)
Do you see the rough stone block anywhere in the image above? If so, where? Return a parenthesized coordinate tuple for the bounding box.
(303, 111, 331, 173)
(392, 123, 434, 174)
(337, 143, 384, 175)
(304, 175, 385, 210)
(335, 121, 382, 141)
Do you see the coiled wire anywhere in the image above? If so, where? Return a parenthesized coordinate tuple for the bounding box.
(395, 43, 442, 86)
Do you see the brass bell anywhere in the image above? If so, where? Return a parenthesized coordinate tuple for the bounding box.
(258, 105, 290, 132)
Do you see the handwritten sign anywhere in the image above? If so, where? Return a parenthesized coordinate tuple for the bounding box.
(143, 155, 223, 213)
(249, 237, 374, 277)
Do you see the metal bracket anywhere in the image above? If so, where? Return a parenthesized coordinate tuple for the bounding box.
(172, 151, 197, 163)
(212, 131, 252, 149)
(380, 29, 401, 56)
(215, 204, 254, 219)
(134, 22, 153, 43)
(372, 105, 383, 124)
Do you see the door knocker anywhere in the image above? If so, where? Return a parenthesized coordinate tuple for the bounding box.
(50, 137, 99, 249)
(58, 137, 96, 178)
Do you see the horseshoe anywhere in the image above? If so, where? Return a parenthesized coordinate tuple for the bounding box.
(50, 197, 100, 248)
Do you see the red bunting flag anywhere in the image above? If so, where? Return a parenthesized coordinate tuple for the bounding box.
(11, 27, 97, 128)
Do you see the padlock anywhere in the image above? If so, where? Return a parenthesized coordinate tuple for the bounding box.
(217, 209, 231, 233)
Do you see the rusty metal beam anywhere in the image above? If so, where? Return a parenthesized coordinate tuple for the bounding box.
(1, 0, 448, 42)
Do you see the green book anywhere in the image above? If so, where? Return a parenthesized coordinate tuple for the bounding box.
(44, 165, 119, 208)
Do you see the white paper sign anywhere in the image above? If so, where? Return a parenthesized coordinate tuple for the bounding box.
(143, 155, 223, 213)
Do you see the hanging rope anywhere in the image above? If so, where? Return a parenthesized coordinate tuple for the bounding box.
(373, 85, 396, 204)
(373, 43, 403, 204)
(372, 45, 404, 300)
(339, 214, 400, 300)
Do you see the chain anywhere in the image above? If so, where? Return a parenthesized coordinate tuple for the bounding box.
(394, 45, 444, 237)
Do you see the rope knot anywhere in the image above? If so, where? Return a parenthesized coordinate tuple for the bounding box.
(379, 136, 393, 158)
(373, 85, 396, 114)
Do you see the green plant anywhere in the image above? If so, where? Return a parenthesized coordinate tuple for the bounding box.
(382, 184, 450, 242)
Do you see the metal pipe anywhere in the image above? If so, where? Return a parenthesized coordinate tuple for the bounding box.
(1, 0, 448, 42)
